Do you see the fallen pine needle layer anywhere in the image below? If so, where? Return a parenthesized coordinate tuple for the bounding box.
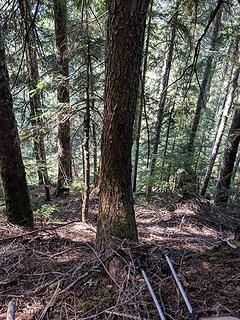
(0, 196, 240, 319)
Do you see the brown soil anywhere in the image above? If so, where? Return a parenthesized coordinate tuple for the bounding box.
(0, 193, 239, 319)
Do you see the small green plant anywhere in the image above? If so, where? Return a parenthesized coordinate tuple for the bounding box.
(34, 203, 58, 222)
(70, 181, 84, 194)
(77, 301, 86, 311)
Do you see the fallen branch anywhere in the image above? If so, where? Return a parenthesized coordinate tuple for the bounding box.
(0, 221, 76, 244)
(105, 310, 149, 320)
(38, 282, 60, 320)
(6, 298, 17, 320)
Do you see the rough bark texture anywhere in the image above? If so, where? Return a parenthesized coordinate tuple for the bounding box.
(81, 11, 92, 221)
(0, 35, 33, 227)
(18, 0, 50, 201)
(96, 0, 150, 251)
(81, 41, 91, 222)
(92, 122, 98, 184)
(201, 39, 240, 196)
(54, 0, 72, 196)
(187, 9, 222, 153)
(147, 4, 178, 196)
(161, 104, 175, 178)
(81, 111, 90, 221)
(215, 97, 240, 206)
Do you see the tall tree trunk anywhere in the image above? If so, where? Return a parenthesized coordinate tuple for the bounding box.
(147, 3, 178, 196)
(132, 0, 153, 192)
(215, 95, 240, 206)
(54, 0, 72, 196)
(167, 137, 176, 188)
(232, 152, 240, 182)
(89, 40, 98, 186)
(187, 8, 222, 153)
(0, 34, 33, 228)
(200, 38, 240, 196)
(92, 121, 98, 184)
(18, 0, 50, 201)
(160, 104, 175, 180)
(96, 0, 150, 251)
(81, 40, 91, 222)
(81, 5, 92, 222)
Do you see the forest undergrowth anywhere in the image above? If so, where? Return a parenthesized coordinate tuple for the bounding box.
(0, 192, 240, 320)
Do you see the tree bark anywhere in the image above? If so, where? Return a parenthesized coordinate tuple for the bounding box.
(0, 34, 33, 228)
(81, 6, 92, 222)
(187, 8, 222, 153)
(147, 3, 178, 196)
(215, 95, 240, 206)
(54, 0, 72, 196)
(92, 121, 98, 184)
(232, 153, 240, 182)
(81, 40, 91, 222)
(18, 0, 50, 201)
(200, 37, 240, 196)
(96, 0, 149, 251)
(161, 104, 175, 179)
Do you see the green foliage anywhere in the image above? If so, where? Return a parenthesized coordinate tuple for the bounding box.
(34, 203, 59, 222)
(77, 301, 87, 311)
(69, 181, 84, 194)
(29, 80, 48, 97)
(2, 0, 239, 205)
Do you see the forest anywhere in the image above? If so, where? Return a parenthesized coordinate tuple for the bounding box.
(0, 0, 240, 319)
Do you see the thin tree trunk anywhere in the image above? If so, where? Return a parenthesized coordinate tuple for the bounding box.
(34, 141, 44, 185)
(187, 8, 222, 153)
(161, 103, 175, 178)
(96, 0, 149, 251)
(81, 5, 92, 222)
(215, 95, 240, 206)
(92, 122, 98, 184)
(147, 3, 178, 196)
(132, 0, 153, 192)
(214, 40, 234, 119)
(18, 0, 50, 201)
(54, 0, 72, 196)
(167, 137, 176, 187)
(194, 131, 206, 176)
(0, 33, 33, 228)
(201, 38, 240, 196)
(81, 112, 90, 221)
(232, 152, 240, 182)
(81, 40, 91, 222)
(89, 40, 98, 186)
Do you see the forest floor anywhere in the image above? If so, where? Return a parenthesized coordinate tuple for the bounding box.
(0, 191, 240, 320)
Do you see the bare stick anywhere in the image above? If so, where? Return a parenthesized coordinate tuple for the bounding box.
(6, 298, 17, 320)
(38, 282, 60, 320)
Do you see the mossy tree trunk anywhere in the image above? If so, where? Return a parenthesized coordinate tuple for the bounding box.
(0, 34, 33, 228)
(54, 0, 72, 196)
(96, 0, 150, 251)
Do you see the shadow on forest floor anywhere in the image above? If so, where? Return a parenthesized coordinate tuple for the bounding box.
(0, 192, 240, 319)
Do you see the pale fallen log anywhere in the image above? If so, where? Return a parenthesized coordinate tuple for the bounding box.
(6, 298, 17, 320)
